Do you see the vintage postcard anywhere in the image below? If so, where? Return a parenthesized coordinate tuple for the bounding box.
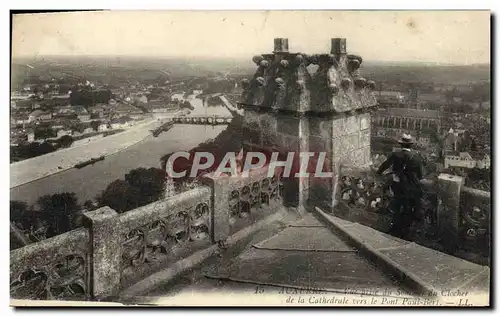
(9, 10, 491, 307)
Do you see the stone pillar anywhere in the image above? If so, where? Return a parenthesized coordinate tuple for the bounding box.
(274, 38, 289, 53)
(436, 173, 464, 253)
(83, 206, 122, 299)
(331, 38, 347, 55)
(201, 174, 230, 242)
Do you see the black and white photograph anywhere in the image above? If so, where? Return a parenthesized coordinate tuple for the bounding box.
(9, 10, 491, 307)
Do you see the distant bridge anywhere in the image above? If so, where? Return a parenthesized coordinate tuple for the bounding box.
(171, 115, 233, 125)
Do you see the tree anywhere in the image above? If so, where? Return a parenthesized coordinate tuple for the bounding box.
(10, 201, 39, 231)
(58, 135, 74, 148)
(124, 167, 165, 206)
(97, 180, 141, 213)
(83, 200, 98, 211)
(37, 192, 80, 238)
(34, 127, 56, 140)
(70, 123, 85, 134)
(90, 120, 100, 131)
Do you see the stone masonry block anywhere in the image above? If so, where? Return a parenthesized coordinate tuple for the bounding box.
(350, 148, 366, 167)
(260, 113, 278, 134)
(309, 116, 333, 139)
(348, 133, 359, 151)
(344, 115, 361, 135)
(362, 146, 371, 165)
(279, 133, 300, 152)
(332, 115, 360, 138)
(309, 135, 331, 153)
(277, 116, 300, 136)
(243, 110, 261, 125)
(359, 129, 371, 147)
(359, 113, 370, 130)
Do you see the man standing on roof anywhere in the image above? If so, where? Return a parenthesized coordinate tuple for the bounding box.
(376, 134, 425, 239)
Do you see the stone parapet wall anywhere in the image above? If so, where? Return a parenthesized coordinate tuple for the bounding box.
(117, 187, 212, 289)
(460, 186, 490, 251)
(11, 178, 286, 300)
(329, 166, 490, 256)
(202, 166, 284, 239)
(10, 227, 90, 301)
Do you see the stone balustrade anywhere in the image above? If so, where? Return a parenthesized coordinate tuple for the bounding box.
(460, 186, 490, 251)
(10, 37, 490, 301)
(10, 228, 90, 301)
(10, 169, 286, 300)
(117, 188, 212, 289)
(333, 165, 490, 254)
(172, 115, 233, 125)
(202, 166, 284, 239)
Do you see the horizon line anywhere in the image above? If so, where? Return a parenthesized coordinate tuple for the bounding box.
(11, 54, 491, 67)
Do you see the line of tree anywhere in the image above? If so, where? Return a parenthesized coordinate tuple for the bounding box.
(69, 88, 113, 106)
(11, 192, 82, 243)
(10, 135, 75, 163)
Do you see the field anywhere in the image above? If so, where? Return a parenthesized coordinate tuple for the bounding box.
(11, 55, 490, 91)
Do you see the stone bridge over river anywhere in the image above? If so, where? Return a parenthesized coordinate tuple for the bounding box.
(171, 115, 233, 125)
(10, 38, 490, 306)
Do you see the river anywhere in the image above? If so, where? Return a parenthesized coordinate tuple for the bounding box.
(10, 95, 232, 206)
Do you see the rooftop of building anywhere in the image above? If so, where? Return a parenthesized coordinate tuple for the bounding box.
(113, 102, 144, 114)
(381, 108, 441, 119)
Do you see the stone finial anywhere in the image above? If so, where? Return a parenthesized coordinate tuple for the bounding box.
(331, 38, 347, 55)
(341, 77, 351, 90)
(354, 77, 367, 89)
(296, 80, 306, 90)
(252, 55, 264, 65)
(348, 59, 361, 73)
(274, 38, 289, 53)
(294, 54, 304, 65)
(366, 80, 376, 90)
(348, 54, 363, 65)
(260, 60, 270, 68)
(280, 60, 289, 68)
(275, 77, 285, 89)
(329, 83, 339, 94)
(241, 78, 250, 90)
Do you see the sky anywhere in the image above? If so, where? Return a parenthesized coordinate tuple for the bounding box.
(12, 11, 491, 65)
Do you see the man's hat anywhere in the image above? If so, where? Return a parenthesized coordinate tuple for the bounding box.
(398, 133, 414, 144)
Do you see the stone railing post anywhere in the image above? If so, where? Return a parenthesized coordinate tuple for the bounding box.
(436, 173, 464, 253)
(201, 174, 230, 242)
(83, 206, 122, 299)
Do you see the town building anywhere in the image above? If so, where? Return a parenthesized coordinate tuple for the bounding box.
(110, 116, 134, 129)
(376, 91, 405, 107)
(444, 152, 491, 170)
(28, 110, 52, 123)
(112, 102, 144, 120)
(57, 129, 72, 138)
(98, 123, 109, 132)
(26, 131, 35, 143)
(372, 108, 441, 142)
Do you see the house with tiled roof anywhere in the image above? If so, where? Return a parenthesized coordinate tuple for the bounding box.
(28, 110, 52, 123)
(110, 116, 134, 129)
(112, 102, 144, 119)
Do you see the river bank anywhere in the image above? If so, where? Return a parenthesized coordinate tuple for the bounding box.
(10, 117, 171, 189)
(10, 94, 233, 204)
